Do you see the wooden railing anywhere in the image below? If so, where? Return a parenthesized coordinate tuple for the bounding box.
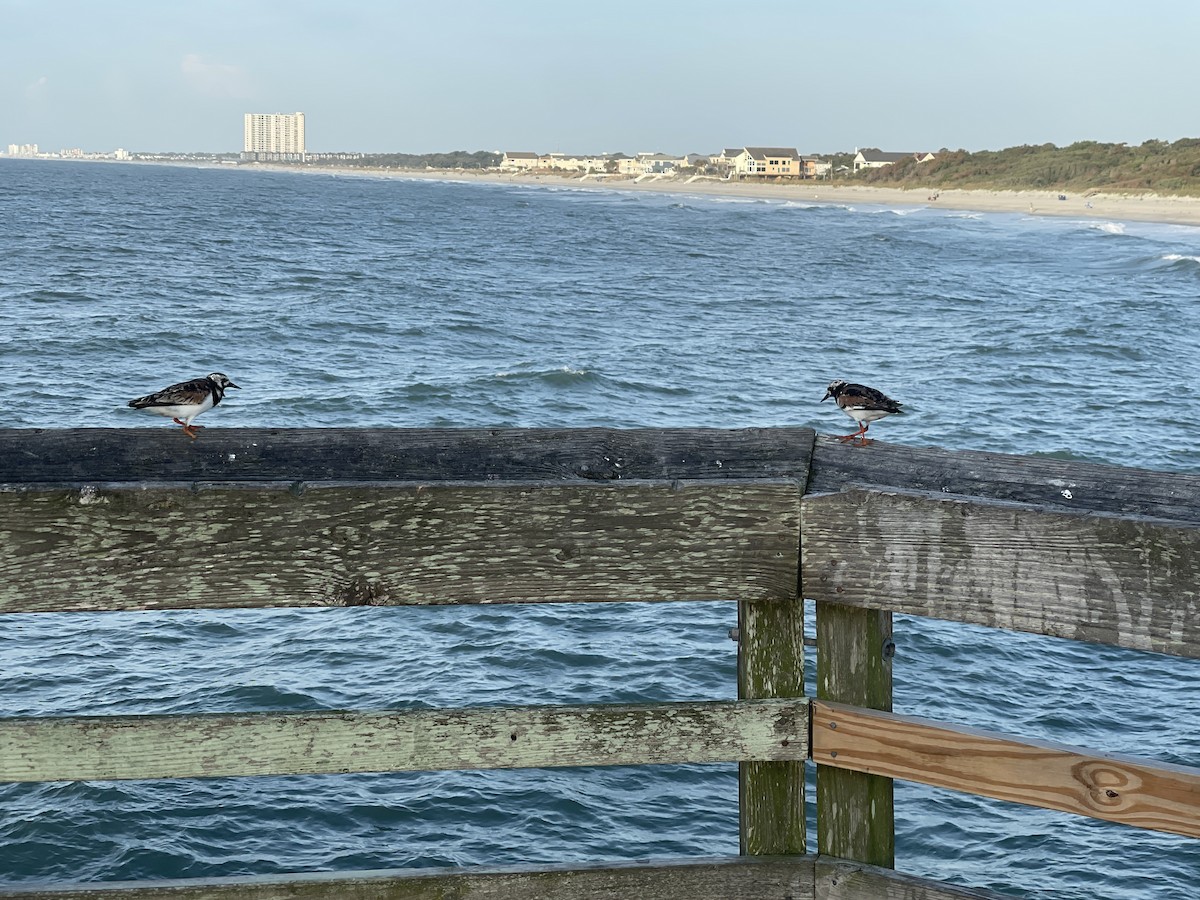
(0, 427, 1197, 899)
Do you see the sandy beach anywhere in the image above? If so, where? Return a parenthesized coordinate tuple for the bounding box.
(284, 166, 1200, 228)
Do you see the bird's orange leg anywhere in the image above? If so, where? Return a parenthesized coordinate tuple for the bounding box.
(838, 422, 870, 444)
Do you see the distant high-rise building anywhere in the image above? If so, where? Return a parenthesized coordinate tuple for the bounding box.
(243, 112, 306, 161)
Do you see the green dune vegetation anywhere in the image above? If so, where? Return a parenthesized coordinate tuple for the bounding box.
(845, 139, 1200, 196)
(312, 150, 502, 170)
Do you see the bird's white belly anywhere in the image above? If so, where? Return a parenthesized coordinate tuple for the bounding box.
(141, 397, 213, 424)
(843, 407, 892, 424)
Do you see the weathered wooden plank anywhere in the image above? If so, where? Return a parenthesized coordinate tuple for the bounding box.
(815, 605, 894, 868)
(816, 857, 1012, 900)
(737, 435, 809, 858)
(738, 600, 807, 855)
(0, 700, 809, 784)
(0, 480, 801, 614)
(812, 700, 1200, 838)
(809, 435, 1200, 521)
(0, 427, 816, 484)
(9, 425, 1200, 519)
(802, 488, 1200, 658)
(0, 856, 1009, 900)
(0, 856, 817, 900)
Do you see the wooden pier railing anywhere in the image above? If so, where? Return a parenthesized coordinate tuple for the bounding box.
(0, 427, 1197, 899)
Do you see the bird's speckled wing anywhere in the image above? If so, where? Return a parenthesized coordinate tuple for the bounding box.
(840, 383, 904, 413)
(128, 378, 212, 409)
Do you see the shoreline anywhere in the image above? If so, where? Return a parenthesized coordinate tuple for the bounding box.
(10, 156, 1200, 226)
(286, 165, 1200, 227)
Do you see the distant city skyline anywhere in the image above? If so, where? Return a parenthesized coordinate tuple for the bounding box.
(3, 1, 1198, 156)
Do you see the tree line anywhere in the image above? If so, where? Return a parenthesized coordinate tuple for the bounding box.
(308, 151, 502, 170)
(852, 139, 1200, 196)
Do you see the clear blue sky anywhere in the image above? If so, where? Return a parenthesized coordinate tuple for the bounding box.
(3, 0, 1196, 155)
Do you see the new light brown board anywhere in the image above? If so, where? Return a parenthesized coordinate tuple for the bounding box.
(0, 480, 801, 614)
(812, 700, 1200, 838)
(802, 488, 1200, 658)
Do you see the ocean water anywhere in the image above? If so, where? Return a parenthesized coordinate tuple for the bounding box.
(1, 159, 1198, 897)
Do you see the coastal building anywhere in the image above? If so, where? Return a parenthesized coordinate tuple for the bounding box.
(500, 151, 540, 170)
(711, 149, 744, 168)
(853, 149, 935, 171)
(243, 112, 306, 161)
(500, 152, 615, 172)
(635, 152, 683, 174)
(541, 153, 612, 173)
(802, 157, 832, 179)
(608, 152, 689, 176)
(5, 144, 132, 161)
(731, 147, 804, 177)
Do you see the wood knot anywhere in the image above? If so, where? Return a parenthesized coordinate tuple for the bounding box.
(1074, 760, 1136, 809)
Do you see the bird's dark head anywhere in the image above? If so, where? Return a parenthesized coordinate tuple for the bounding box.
(821, 379, 848, 402)
(208, 373, 240, 390)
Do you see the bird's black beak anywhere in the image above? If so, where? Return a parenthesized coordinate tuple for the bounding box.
(820, 390, 831, 402)
(228, 382, 241, 390)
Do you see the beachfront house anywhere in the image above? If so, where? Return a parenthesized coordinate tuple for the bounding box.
(535, 153, 613, 173)
(731, 147, 804, 177)
(853, 149, 936, 172)
(638, 153, 683, 174)
(500, 152, 540, 171)
(802, 157, 833, 179)
(711, 148, 745, 170)
(613, 152, 688, 176)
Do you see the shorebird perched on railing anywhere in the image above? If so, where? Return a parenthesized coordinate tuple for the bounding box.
(128, 372, 240, 439)
(821, 379, 904, 445)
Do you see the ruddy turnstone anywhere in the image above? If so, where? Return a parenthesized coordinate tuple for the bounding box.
(128, 373, 240, 439)
(821, 379, 904, 444)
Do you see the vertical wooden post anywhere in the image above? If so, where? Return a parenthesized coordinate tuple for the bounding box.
(738, 596, 806, 855)
(815, 603, 895, 867)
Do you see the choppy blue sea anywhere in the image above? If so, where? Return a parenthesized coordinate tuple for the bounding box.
(1, 159, 1198, 897)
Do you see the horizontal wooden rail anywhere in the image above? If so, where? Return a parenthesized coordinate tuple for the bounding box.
(0, 427, 817, 484)
(0, 858, 816, 900)
(811, 700, 1200, 839)
(9, 428, 1200, 525)
(808, 434, 1200, 521)
(0, 856, 1007, 900)
(0, 480, 801, 614)
(0, 700, 808, 784)
(803, 488, 1200, 658)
